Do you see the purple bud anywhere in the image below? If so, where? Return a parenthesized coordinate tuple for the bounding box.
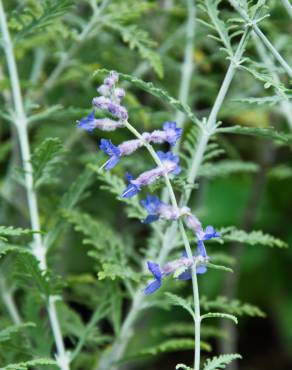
(94, 118, 124, 131)
(104, 71, 119, 86)
(107, 102, 128, 121)
(114, 87, 125, 101)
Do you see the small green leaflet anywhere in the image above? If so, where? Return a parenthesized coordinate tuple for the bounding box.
(176, 365, 194, 370)
(201, 312, 238, 324)
(0, 358, 57, 370)
(203, 353, 242, 370)
(165, 293, 195, 320)
(0, 323, 35, 343)
(220, 227, 288, 248)
(31, 137, 64, 188)
(0, 226, 33, 241)
(217, 125, 292, 145)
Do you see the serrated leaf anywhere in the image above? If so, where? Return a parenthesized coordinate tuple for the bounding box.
(31, 137, 64, 188)
(126, 338, 211, 360)
(201, 312, 238, 324)
(0, 323, 35, 343)
(165, 293, 195, 320)
(203, 353, 242, 370)
(217, 125, 292, 145)
(220, 227, 288, 248)
(94, 69, 201, 127)
(98, 263, 140, 282)
(201, 296, 266, 317)
(199, 160, 259, 178)
(105, 24, 163, 77)
(201, 0, 233, 55)
(176, 365, 193, 370)
(0, 226, 33, 242)
(0, 358, 57, 370)
(207, 263, 233, 273)
(12, 0, 72, 42)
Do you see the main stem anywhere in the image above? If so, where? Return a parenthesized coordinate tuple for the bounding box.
(175, 0, 196, 129)
(124, 121, 201, 369)
(97, 27, 251, 370)
(0, 2, 69, 369)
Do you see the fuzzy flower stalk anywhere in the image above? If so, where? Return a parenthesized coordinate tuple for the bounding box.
(77, 71, 220, 370)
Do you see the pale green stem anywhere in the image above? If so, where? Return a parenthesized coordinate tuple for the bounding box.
(0, 280, 21, 325)
(229, 0, 292, 78)
(97, 26, 251, 370)
(282, 0, 292, 18)
(175, 0, 196, 129)
(252, 32, 292, 130)
(124, 120, 201, 370)
(0, 2, 70, 369)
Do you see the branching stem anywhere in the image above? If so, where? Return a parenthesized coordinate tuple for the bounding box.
(0, 2, 69, 369)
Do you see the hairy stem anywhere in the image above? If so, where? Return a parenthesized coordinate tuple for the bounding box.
(0, 280, 21, 325)
(175, 0, 196, 129)
(0, 2, 69, 369)
(229, 0, 292, 78)
(252, 32, 292, 130)
(97, 24, 251, 370)
(282, 0, 292, 18)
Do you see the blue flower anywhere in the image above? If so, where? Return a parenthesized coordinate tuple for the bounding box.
(177, 251, 207, 280)
(163, 122, 183, 146)
(77, 111, 96, 132)
(144, 261, 162, 295)
(140, 195, 162, 223)
(157, 151, 181, 175)
(201, 225, 220, 241)
(122, 173, 141, 198)
(99, 139, 121, 170)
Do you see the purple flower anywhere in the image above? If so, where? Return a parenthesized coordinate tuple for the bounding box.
(100, 138, 143, 170)
(144, 261, 162, 295)
(140, 195, 190, 223)
(157, 151, 181, 175)
(200, 225, 220, 241)
(144, 254, 208, 295)
(77, 111, 96, 132)
(141, 122, 182, 147)
(104, 71, 119, 86)
(122, 152, 180, 198)
(100, 139, 121, 170)
(163, 122, 183, 146)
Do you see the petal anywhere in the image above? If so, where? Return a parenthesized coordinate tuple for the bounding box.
(178, 269, 192, 280)
(104, 156, 120, 170)
(196, 265, 207, 274)
(144, 279, 162, 295)
(197, 240, 207, 258)
(121, 184, 140, 198)
(142, 214, 160, 224)
(147, 261, 162, 280)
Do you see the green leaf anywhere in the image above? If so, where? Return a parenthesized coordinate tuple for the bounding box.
(201, 312, 238, 324)
(0, 323, 35, 343)
(105, 24, 163, 78)
(217, 125, 292, 145)
(199, 160, 259, 178)
(0, 358, 57, 370)
(0, 226, 33, 242)
(127, 338, 211, 360)
(44, 167, 94, 249)
(176, 365, 193, 370)
(220, 227, 288, 248)
(98, 263, 140, 282)
(94, 69, 201, 127)
(207, 263, 233, 273)
(201, 296, 266, 318)
(165, 293, 195, 320)
(200, 0, 233, 55)
(12, 0, 72, 42)
(203, 353, 242, 370)
(31, 137, 64, 188)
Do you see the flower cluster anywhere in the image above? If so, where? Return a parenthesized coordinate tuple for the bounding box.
(77, 71, 127, 132)
(77, 71, 220, 295)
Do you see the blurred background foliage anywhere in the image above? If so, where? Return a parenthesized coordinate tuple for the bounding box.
(0, 0, 291, 369)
